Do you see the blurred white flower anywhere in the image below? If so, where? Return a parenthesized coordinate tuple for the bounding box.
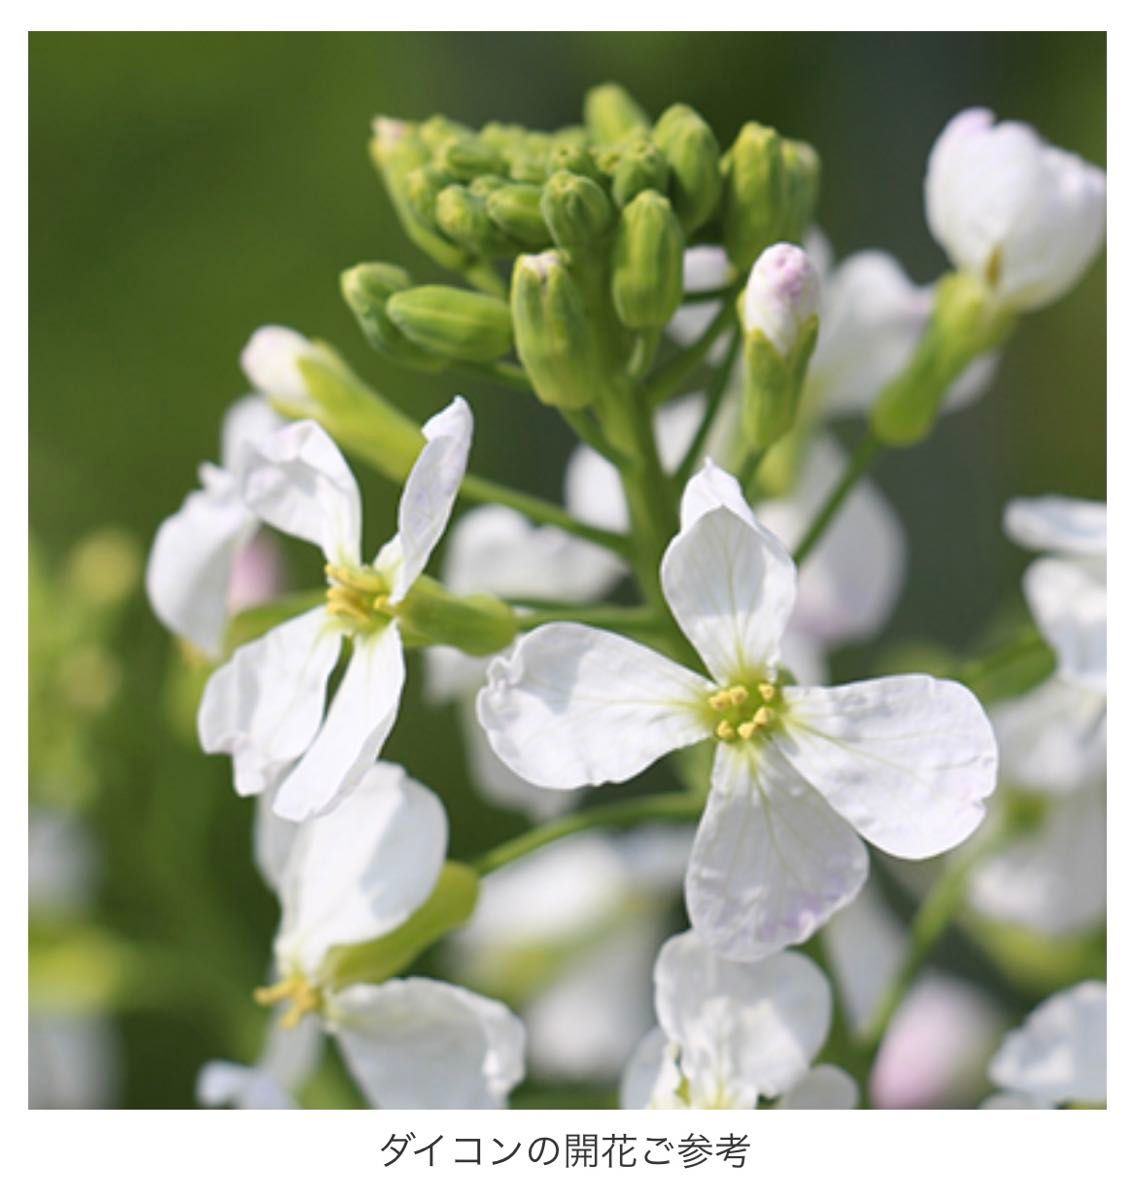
(198, 398, 471, 821)
(621, 930, 856, 1109)
(479, 461, 997, 961)
(985, 981, 1105, 1107)
(250, 763, 526, 1109)
(197, 1015, 322, 1110)
(146, 397, 283, 657)
(925, 108, 1105, 312)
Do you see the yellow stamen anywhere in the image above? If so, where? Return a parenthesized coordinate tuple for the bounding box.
(737, 720, 757, 740)
(254, 975, 323, 1029)
(715, 720, 737, 741)
(728, 685, 749, 705)
(708, 690, 732, 713)
(758, 682, 777, 703)
(753, 706, 773, 727)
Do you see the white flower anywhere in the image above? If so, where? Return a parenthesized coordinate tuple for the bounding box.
(925, 108, 1106, 312)
(424, 504, 623, 820)
(666, 245, 734, 360)
(198, 397, 472, 820)
(986, 981, 1105, 1107)
(252, 763, 526, 1109)
(479, 461, 997, 961)
(146, 397, 283, 657)
(241, 325, 324, 401)
(620, 930, 856, 1109)
(741, 242, 821, 357)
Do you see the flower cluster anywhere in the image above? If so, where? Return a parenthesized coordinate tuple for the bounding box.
(144, 85, 1105, 1109)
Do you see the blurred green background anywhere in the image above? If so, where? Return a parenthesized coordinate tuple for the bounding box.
(29, 32, 1105, 1107)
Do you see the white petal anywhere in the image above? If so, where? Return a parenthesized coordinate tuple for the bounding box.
(988, 981, 1106, 1105)
(197, 608, 342, 796)
(981, 1091, 1054, 1109)
(260, 1014, 323, 1093)
(686, 742, 868, 961)
(272, 623, 406, 821)
(240, 326, 315, 400)
(820, 881, 904, 1035)
(383, 396, 472, 602)
(756, 436, 905, 647)
(220, 396, 286, 477)
(1004, 495, 1106, 557)
(460, 696, 579, 821)
(808, 250, 928, 417)
(477, 623, 709, 789)
(328, 979, 525, 1108)
(667, 245, 734, 356)
(1023, 557, 1106, 691)
(243, 420, 363, 566)
(441, 504, 622, 603)
(782, 676, 996, 858)
(655, 931, 831, 1102)
(779, 1064, 859, 1109)
(990, 677, 1106, 793)
(146, 469, 255, 657)
(969, 782, 1106, 937)
(678, 458, 759, 531)
(196, 1062, 295, 1109)
(663, 502, 797, 682)
(274, 763, 447, 976)
(253, 789, 299, 894)
(620, 1027, 683, 1109)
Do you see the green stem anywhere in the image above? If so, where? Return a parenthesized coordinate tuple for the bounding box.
(643, 291, 741, 408)
(682, 284, 734, 303)
(515, 604, 664, 633)
(459, 472, 630, 556)
(857, 815, 1014, 1061)
(737, 445, 768, 502)
(673, 327, 742, 484)
(471, 792, 703, 876)
(560, 408, 633, 468)
(792, 432, 882, 564)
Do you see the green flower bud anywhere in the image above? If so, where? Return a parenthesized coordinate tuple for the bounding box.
(469, 174, 509, 198)
(434, 184, 513, 257)
(395, 575, 519, 655)
(547, 141, 604, 182)
(738, 243, 822, 450)
(541, 170, 615, 257)
(340, 262, 447, 372)
(479, 121, 528, 153)
(485, 183, 551, 249)
(611, 189, 685, 330)
(653, 103, 723, 234)
(434, 135, 507, 181)
(369, 117, 467, 270)
(511, 251, 606, 411)
(609, 133, 670, 209)
(871, 271, 1015, 446)
(584, 82, 650, 145)
(418, 114, 475, 150)
(386, 285, 513, 363)
(506, 152, 549, 185)
(404, 164, 456, 229)
(721, 125, 822, 272)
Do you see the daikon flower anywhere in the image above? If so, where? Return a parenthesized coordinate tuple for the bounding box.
(146, 397, 283, 657)
(252, 762, 526, 1109)
(479, 461, 997, 960)
(620, 930, 856, 1109)
(197, 397, 471, 820)
(925, 108, 1106, 312)
(985, 981, 1106, 1108)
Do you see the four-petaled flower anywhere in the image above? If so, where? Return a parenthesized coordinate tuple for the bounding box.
(198, 397, 472, 820)
(478, 460, 998, 961)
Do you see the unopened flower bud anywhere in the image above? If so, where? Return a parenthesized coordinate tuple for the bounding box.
(925, 107, 1105, 313)
(541, 170, 615, 257)
(369, 117, 467, 271)
(485, 183, 551, 249)
(584, 83, 650, 146)
(434, 135, 507, 181)
(511, 251, 606, 411)
(434, 184, 513, 257)
(241, 325, 424, 482)
(653, 103, 723, 233)
(418, 114, 475, 150)
(340, 263, 447, 372)
(738, 243, 821, 450)
(608, 133, 670, 209)
(722, 122, 820, 272)
(386, 285, 513, 363)
(611, 189, 685, 330)
(547, 141, 604, 182)
(395, 575, 519, 656)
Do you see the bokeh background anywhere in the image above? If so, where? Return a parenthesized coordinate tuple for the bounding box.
(29, 31, 1105, 1108)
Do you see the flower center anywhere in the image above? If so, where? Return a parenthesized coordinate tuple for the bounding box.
(707, 680, 784, 742)
(254, 973, 324, 1029)
(324, 563, 394, 632)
